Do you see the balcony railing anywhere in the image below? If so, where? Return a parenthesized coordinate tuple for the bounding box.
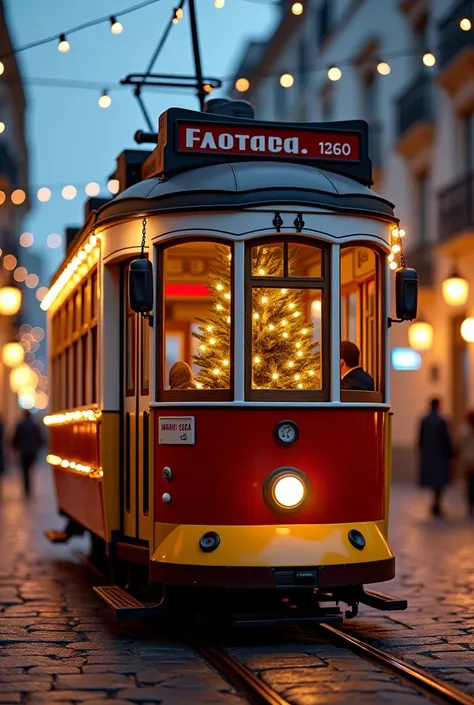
(396, 73, 434, 138)
(439, 171, 474, 242)
(438, 0, 474, 69)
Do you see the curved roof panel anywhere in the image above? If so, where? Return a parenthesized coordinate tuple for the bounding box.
(95, 160, 396, 226)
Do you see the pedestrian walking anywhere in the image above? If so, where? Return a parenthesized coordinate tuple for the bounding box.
(12, 410, 43, 497)
(457, 410, 474, 518)
(418, 398, 455, 518)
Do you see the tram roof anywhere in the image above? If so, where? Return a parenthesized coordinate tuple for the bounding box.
(94, 160, 396, 227)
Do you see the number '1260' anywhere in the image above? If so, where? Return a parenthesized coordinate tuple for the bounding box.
(319, 142, 351, 156)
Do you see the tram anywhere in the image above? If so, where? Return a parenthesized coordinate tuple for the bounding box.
(44, 99, 418, 623)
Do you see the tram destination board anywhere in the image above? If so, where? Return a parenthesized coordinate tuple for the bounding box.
(155, 107, 372, 185)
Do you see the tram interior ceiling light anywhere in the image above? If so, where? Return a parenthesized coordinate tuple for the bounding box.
(0, 286, 21, 316)
(461, 317, 474, 343)
(58, 34, 70, 53)
(2, 341, 24, 367)
(408, 320, 433, 352)
(442, 270, 469, 306)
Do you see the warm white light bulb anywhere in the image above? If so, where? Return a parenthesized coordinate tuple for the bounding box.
(110, 16, 124, 34)
(291, 2, 303, 15)
(460, 17, 472, 31)
(214, 0, 225, 7)
(377, 62, 391, 75)
(58, 35, 70, 52)
(422, 52, 436, 67)
(328, 66, 342, 81)
(280, 73, 294, 88)
(99, 92, 112, 109)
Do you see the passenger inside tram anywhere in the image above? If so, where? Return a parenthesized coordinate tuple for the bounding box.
(340, 341, 375, 391)
(168, 361, 194, 390)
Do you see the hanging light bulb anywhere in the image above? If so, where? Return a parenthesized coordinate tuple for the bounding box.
(58, 34, 70, 52)
(328, 66, 342, 81)
(280, 73, 294, 88)
(214, 0, 225, 7)
(377, 61, 391, 75)
(442, 269, 469, 307)
(235, 77, 250, 93)
(291, 2, 304, 15)
(461, 318, 474, 343)
(460, 17, 472, 31)
(98, 90, 112, 109)
(0, 61, 4, 76)
(422, 51, 436, 67)
(110, 16, 124, 34)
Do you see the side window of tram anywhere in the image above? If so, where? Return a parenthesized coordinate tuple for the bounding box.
(250, 242, 323, 391)
(163, 241, 232, 391)
(340, 246, 381, 391)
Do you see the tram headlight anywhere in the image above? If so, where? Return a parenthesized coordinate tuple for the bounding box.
(264, 468, 309, 513)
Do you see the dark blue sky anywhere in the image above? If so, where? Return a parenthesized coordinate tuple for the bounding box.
(7, 0, 275, 280)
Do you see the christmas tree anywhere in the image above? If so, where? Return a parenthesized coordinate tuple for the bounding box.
(192, 243, 320, 389)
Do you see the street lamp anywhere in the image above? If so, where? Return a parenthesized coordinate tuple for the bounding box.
(408, 320, 433, 351)
(442, 269, 469, 306)
(0, 286, 22, 316)
(461, 318, 474, 343)
(2, 341, 24, 367)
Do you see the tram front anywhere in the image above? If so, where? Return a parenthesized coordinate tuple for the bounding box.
(104, 103, 418, 621)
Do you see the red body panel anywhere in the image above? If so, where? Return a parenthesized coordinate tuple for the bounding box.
(155, 408, 386, 525)
(53, 467, 105, 538)
(49, 422, 100, 468)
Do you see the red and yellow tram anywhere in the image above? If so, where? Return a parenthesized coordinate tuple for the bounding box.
(44, 100, 417, 622)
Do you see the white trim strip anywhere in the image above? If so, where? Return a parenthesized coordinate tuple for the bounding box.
(330, 244, 341, 403)
(149, 401, 390, 409)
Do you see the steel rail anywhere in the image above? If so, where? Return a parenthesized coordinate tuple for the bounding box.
(317, 623, 474, 705)
(192, 641, 291, 705)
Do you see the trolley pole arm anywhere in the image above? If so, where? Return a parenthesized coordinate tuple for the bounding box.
(188, 0, 206, 111)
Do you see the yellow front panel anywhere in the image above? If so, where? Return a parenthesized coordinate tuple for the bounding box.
(152, 521, 393, 568)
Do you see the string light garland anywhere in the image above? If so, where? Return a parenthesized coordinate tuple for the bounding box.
(0, 0, 167, 63)
(389, 227, 407, 271)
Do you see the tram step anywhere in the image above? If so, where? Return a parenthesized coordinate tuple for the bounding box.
(44, 529, 72, 544)
(360, 589, 408, 611)
(93, 586, 163, 620)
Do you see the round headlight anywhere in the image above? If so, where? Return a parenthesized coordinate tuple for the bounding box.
(273, 474, 305, 508)
(264, 467, 309, 513)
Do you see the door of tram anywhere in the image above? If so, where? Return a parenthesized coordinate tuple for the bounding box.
(121, 263, 152, 543)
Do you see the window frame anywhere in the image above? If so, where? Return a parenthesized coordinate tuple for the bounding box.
(156, 237, 234, 402)
(245, 236, 330, 402)
(340, 243, 385, 404)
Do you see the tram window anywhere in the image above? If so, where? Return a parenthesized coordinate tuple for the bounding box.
(91, 326, 98, 404)
(67, 299, 74, 340)
(162, 241, 232, 393)
(74, 292, 81, 332)
(91, 270, 97, 319)
(288, 243, 322, 278)
(252, 243, 284, 277)
(73, 341, 79, 407)
(65, 348, 71, 408)
(126, 313, 135, 397)
(340, 245, 382, 396)
(81, 334, 88, 405)
(250, 287, 322, 391)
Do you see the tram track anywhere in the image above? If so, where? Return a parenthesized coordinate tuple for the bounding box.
(192, 624, 474, 705)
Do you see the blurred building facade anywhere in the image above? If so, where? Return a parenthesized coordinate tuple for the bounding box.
(232, 0, 474, 478)
(0, 0, 30, 428)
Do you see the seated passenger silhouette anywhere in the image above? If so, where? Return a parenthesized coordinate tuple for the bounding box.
(340, 341, 375, 391)
(169, 361, 194, 390)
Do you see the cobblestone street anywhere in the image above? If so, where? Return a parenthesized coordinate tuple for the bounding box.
(0, 464, 473, 704)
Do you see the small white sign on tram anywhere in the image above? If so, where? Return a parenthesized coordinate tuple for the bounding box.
(158, 417, 195, 445)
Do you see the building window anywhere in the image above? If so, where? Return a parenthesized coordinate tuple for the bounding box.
(340, 245, 383, 398)
(159, 240, 233, 399)
(414, 172, 430, 244)
(298, 39, 308, 92)
(318, 0, 333, 47)
(461, 112, 474, 172)
(247, 238, 327, 400)
(320, 84, 333, 122)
